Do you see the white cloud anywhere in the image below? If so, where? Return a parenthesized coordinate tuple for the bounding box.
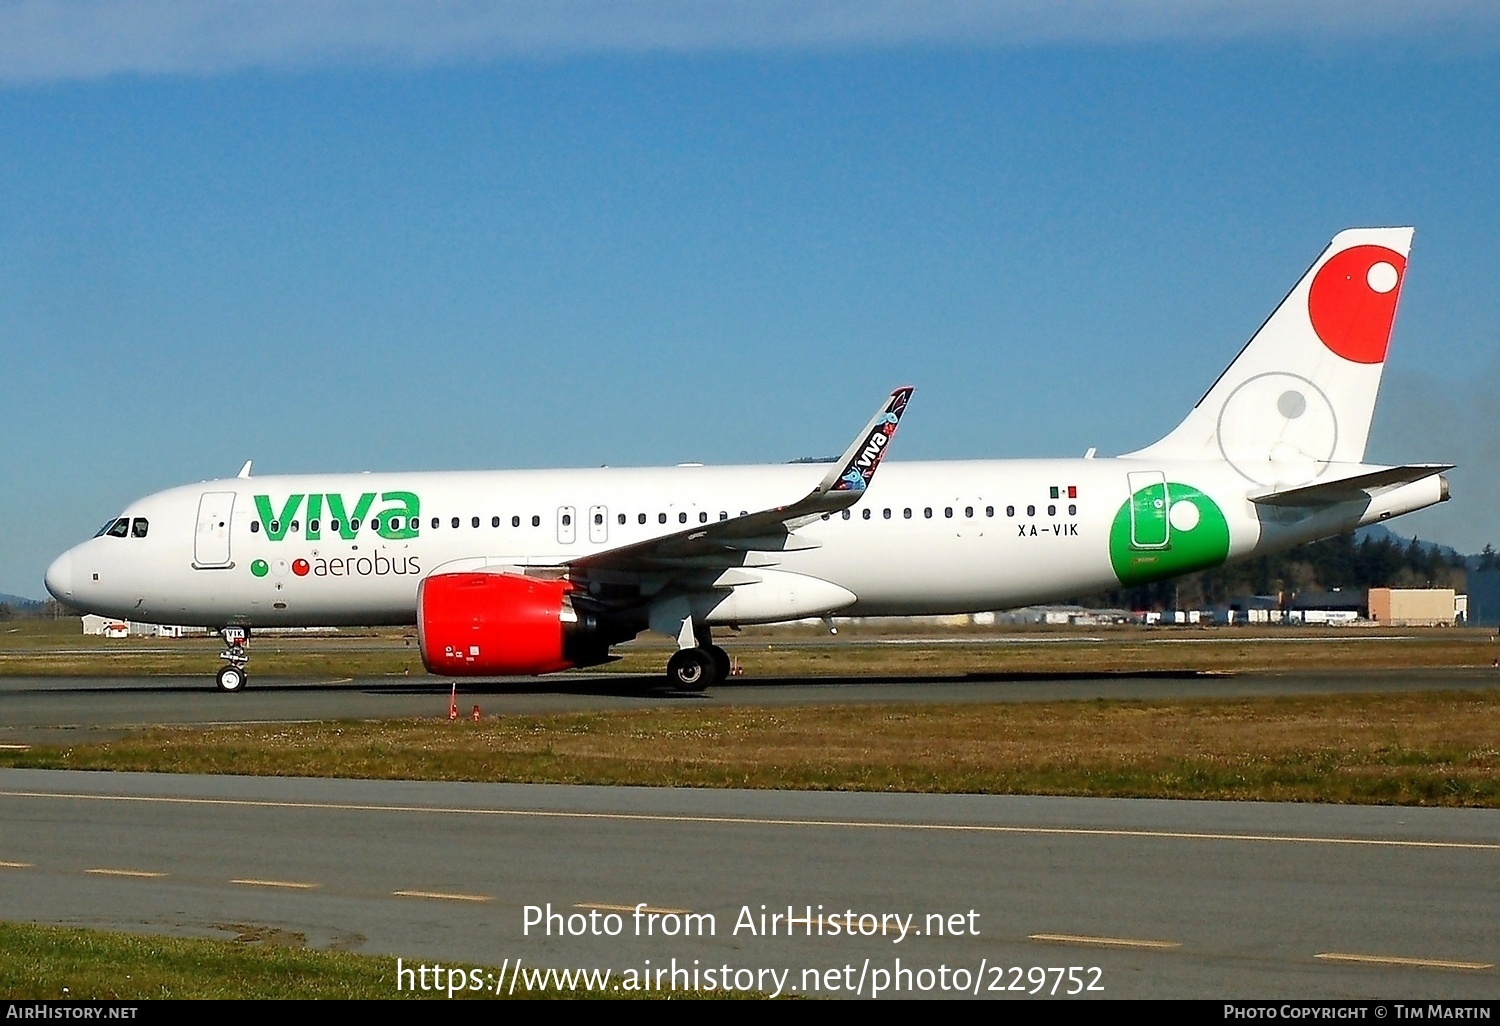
(1, 0, 1497, 82)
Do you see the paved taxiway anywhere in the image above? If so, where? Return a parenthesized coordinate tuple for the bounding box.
(2, 768, 1497, 998)
(3, 668, 1499, 745)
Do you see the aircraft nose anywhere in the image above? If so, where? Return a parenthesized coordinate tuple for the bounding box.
(45, 550, 74, 601)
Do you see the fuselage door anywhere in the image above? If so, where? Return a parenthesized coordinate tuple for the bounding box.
(1126, 471, 1170, 549)
(557, 506, 577, 545)
(194, 491, 236, 568)
(588, 505, 609, 544)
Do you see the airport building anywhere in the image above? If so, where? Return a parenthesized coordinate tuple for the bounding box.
(1368, 588, 1461, 626)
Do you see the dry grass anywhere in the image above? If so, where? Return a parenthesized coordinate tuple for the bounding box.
(2, 618, 1497, 678)
(9, 691, 1499, 806)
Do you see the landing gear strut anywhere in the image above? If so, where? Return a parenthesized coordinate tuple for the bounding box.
(216, 626, 249, 693)
(663, 626, 732, 693)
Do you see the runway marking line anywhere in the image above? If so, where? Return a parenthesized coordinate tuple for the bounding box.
(5, 789, 1498, 853)
(85, 868, 166, 879)
(394, 889, 492, 903)
(0, 861, 33, 869)
(0, 745, 30, 751)
(1030, 933, 1180, 950)
(1316, 952, 1493, 971)
(230, 878, 319, 890)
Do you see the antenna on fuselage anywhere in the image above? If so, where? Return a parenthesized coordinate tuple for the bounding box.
(237, 460, 253, 479)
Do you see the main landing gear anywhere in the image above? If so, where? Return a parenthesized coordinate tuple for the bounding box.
(216, 626, 249, 693)
(664, 628, 731, 693)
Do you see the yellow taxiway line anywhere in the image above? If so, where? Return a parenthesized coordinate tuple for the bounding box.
(1030, 933, 1181, 950)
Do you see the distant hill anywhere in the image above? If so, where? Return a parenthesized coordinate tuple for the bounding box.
(1354, 524, 1474, 566)
(0, 593, 44, 610)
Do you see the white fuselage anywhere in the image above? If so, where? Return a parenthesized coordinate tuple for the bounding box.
(46, 456, 1444, 629)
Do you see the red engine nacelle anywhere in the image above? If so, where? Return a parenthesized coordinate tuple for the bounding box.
(418, 572, 613, 676)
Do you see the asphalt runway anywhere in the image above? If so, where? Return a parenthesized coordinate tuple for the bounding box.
(2, 768, 1497, 999)
(1, 667, 1498, 746)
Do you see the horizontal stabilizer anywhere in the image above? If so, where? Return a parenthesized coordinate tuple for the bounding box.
(1250, 464, 1452, 507)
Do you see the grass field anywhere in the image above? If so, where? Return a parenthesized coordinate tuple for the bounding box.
(0, 922, 709, 999)
(7, 690, 1499, 806)
(3, 617, 1498, 678)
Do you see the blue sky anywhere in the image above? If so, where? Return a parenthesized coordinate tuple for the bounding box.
(3, 2, 1498, 598)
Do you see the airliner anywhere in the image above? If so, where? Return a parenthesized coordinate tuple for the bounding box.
(45, 227, 1451, 692)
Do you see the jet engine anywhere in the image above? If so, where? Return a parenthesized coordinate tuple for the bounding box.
(417, 572, 620, 676)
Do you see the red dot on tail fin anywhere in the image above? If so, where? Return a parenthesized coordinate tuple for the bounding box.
(1307, 245, 1406, 364)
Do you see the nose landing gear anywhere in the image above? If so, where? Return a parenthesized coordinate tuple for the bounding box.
(216, 626, 249, 692)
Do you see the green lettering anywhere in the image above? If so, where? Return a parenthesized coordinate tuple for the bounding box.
(378, 491, 421, 540)
(325, 493, 376, 541)
(253, 494, 304, 541)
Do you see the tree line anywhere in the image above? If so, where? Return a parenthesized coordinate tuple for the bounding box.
(1082, 533, 1488, 612)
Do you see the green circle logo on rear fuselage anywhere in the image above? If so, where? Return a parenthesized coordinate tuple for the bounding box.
(1108, 482, 1230, 587)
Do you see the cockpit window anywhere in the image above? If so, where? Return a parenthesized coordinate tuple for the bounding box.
(131, 518, 149, 538)
(94, 519, 118, 538)
(106, 518, 130, 538)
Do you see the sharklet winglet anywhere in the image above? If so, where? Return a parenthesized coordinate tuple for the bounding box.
(814, 386, 914, 500)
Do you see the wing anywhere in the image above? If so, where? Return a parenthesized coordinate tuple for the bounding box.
(573, 386, 913, 574)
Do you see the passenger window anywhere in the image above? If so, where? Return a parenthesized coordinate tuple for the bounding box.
(638, 513, 646, 524)
(269, 520, 280, 535)
(903, 508, 912, 519)
(512, 516, 521, 527)
(331, 519, 342, 532)
(492, 516, 501, 528)
(1047, 505, 1056, 516)
(883, 508, 892, 519)
(659, 513, 667, 524)
(310, 519, 320, 533)
(531, 515, 541, 527)
(1069, 504, 1077, 516)
(678, 512, 688, 524)
(985, 506, 994, 517)
(1026, 505, 1035, 517)
(862, 509, 871, 520)
(617, 513, 626, 525)
(451, 517, 460, 529)
(965, 506, 974, 518)
(131, 518, 149, 538)
(719, 511, 728, 521)
(562, 514, 572, 527)
(924, 507, 933, 519)
(699, 511, 708, 523)
(290, 520, 300, 532)
(431, 517, 440, 529)
(472, 516, 481, 528)
(944, 507, 953, 518)
(842, 510, 851, 520)
(1006, 505, 1015, 517)
(250, 521, 260, 534)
